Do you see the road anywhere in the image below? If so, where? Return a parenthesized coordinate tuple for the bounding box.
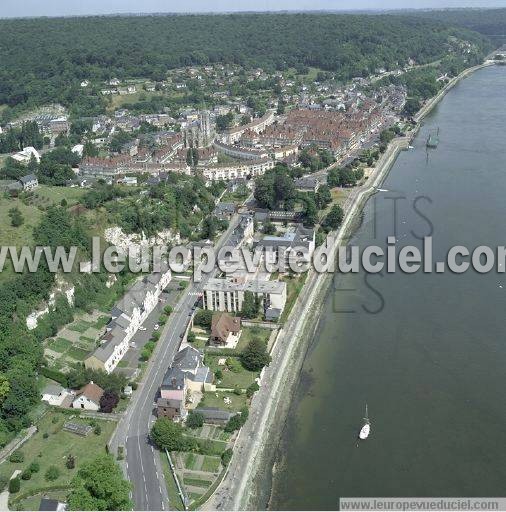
(110, 215, 241, 511)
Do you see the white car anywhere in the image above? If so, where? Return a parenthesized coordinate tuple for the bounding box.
(154, 324, 160, 331)
(138, 326, 147, 331)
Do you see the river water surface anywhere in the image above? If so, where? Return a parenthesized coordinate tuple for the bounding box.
(269, 65, 506, 510)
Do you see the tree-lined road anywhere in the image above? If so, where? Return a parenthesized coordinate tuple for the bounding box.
(110, 216, 241, 510)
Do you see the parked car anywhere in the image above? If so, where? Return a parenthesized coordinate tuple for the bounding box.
(154, 324, 160, 331)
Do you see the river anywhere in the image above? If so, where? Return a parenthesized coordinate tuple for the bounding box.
(268, 65, 506, 510)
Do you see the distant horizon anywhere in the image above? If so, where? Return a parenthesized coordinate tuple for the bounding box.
(1, 0, 506, 20)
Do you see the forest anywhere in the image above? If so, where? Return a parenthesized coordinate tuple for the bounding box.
(0, 13, 490, 118)
(408, 8, 506, 39)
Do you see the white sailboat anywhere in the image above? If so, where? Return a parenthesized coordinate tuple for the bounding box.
(359, 404, 370, 440)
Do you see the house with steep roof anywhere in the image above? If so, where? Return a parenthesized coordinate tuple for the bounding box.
(211, 312, 242, 347)
(72, 382, 104, 411)
(19, 174, 39, 191)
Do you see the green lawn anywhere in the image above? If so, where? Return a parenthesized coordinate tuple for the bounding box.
(34, 186, 86, 207)
(68, 320, 93, 333)
(197, 391, 248, 413)
(183, 477, 212, 489)
(48, 338, 72, 353)
(66, 347, 89, 361)
(184, 453, 197, 470)
(92, 315, 110, 330)
(201, 456, 221, 473)
(237, 326, 271, 351)
(1, 412, 115, 505)
(206, 355, 258, 390)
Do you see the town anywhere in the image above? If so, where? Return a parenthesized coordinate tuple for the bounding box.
(0, 10, 493, 512)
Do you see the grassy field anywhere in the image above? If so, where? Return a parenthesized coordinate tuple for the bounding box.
(2, 411, 115, 507)
(107, 91, 166, 110)
(201, 456, 221, 473)
(0, 185, 87, 283)
(206, 355, 258, 390)
(198, 390, 248, 413)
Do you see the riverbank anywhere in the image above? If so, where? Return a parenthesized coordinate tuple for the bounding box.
(267, 63, 506, 509)
(414, 61, 494, 123)
(206, 60, 498, 511)
(202, 135, 410, 511)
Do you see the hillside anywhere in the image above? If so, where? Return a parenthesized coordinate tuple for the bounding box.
(0, 13, 490, 117)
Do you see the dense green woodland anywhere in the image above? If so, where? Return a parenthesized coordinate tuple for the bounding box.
(0, 13, 490, 118)
(409, 8, 506, 39)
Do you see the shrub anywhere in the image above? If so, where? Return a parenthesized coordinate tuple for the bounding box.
(151, 331, 160, 341)
(246, 382, 260, 398)
(186, 411, 204, 429)
(21, 469, 32, 480)
(187, 332, 196, 343)
(221, 448, 233, 467)
(66, 454, 76, 469)
(45, 466, 60, 481)
(9, 450, 24, 463)
(29, 462, 40, 473)
(178, 281, 188, 290)
(42, 433, 49, 439)
(158, 314, 167, 325)
(117, 445, 124, 461)
(129, 381, 138, 390)
(215, 369, 223, 380)
(94, 425, 102, 436)
(164, 305, 173, 315)
(233, 387, 242, 396)
(9, 477, 20, 493)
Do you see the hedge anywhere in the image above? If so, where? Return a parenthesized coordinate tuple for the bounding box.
(40, 367, 68, 386)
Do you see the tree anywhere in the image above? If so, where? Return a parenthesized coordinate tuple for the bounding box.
(240, 338, 271, 372)
(8, 477, 20, 493)
(224, 407, 249, 433)
(322, 204, 344, 231)
(194, 309, 213, 329)
(67, 455, 132, 511)
(186, 148, 199, 167)
(8, 207, 24, 227)
(82, 140, 99, 158)
(262, 220, 276, 235)
(187, 411, 204, 429)
(150, 418, 187, 451)
(315, 185, 331, 209)
(216, 112, 234, 131)
(241, 291, 258, 319)
(221, 448, 233, 466)
(187, 331, 196, 343)
(98, 386, 118, 412)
